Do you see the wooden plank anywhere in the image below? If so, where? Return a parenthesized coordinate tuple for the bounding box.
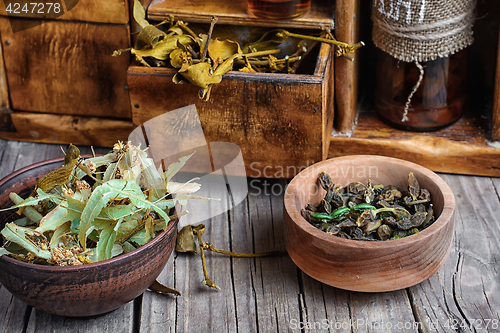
(348, 291, 418, 332)
(24, 303, 136, 333)
(128, 66, 327, 178)
(0, 17, 131, 118)
(409, 174, 500, 332)
(492, 22, 500, 141)
(227, 186, 258, 333)
(147, 0, 334, 29)
(0, 287, 28, 333)
(247, 179, 302, 332)
(328, 108, 500, 177)
(0, 34, 9, 110)
(300, 277, 418, 332)
(0, 112, 135, 147)
(0, 0, 129, 24)
(334, 0, 360, 134)
(139, 258, 176, 332)
(175, 179, 238, 332)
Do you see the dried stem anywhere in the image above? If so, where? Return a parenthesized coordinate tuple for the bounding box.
(276, 30, 364, 58)
(201, 16, 218, 63)
(202, 242, 286, 258)
(176, 20, 199, 41)
(234, 54, 300, 67)
(192, 224, 220, 290)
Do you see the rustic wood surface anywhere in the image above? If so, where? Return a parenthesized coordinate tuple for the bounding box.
(0, 17, 131, 118)
(0, 139, 499, 332)
(147, 0, 334, 29)
(329, 108, 500, 177)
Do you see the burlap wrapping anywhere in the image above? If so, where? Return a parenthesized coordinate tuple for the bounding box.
(372, 0, 476, 62)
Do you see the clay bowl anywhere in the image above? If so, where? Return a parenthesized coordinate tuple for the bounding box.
(284, 155, 455, 292)
(0, 157, 178, 317)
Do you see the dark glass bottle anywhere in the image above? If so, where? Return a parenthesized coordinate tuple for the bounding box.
(247, 0, 311, 20)
(375, 49, 467, 131)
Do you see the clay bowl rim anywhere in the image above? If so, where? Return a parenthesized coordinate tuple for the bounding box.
(284, 154, 456, 250)
(0, 156, 177, 273)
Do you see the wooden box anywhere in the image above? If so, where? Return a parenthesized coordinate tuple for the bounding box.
(0, 0, 135, 146)
(127, 0, 338, 178)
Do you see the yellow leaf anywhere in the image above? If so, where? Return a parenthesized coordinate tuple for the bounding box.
(133, 0, 149, 29)
(135, 24, 166, 49)
(178, 62, 222, 89)
(132, 35, 195, 61)
(208, 38, 242, 63)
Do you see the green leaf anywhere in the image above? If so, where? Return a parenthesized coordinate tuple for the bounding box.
(122, 241, 136, 253)
(129, 229, 146, 246)
(137, 149, 167, 200)
(78, 179, 169, 247)
(111, 243, 123, 258)
(0, 191, 47, 212)
(96, 226, 118, 261)
(99, 205, 137, 221)
(116, 213, 142, 238)
(49, 222, 71, 249)
(0, 247, 13, 257)
(8, 193, 43, 224)
(11, 216, 30, 227)
(71, 188, 92, 202)
(37, 188, 64, 204)
(79, 185, 119, 248)
(164, 152, 195, 181)
(1, 223, 51, 260)
(103, 162, 117, 181)
(35, 202, 70, 234)
(74, 153, 118, 180)
(106, 180, 170, 225)
(153, 198, 177, 210)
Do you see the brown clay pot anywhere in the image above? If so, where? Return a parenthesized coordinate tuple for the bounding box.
(0, 157, 178, 317)
(284, 155, 456, 292)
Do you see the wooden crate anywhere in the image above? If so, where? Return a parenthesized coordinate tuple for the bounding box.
(0, 0, 135, 147)
(127, 0, 337, 178)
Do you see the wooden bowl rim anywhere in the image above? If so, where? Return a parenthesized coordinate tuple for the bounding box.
(284, 155, 455, 249)
(0, 156, 178, 273)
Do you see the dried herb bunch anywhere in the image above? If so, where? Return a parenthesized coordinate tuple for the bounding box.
(302, 172, 435, 241)
(113, 0, 364, 100)
(0, 142, 214, 266)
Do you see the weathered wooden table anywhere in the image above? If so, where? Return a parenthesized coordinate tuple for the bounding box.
(0, 139, 499, 332)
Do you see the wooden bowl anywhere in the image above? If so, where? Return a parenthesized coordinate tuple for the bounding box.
(283, 155, 455, 292)
(0, 158, 178, 317)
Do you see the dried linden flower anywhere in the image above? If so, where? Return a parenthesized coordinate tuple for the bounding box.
(75, 180, 91, 191)
(63, 188, 74, 197)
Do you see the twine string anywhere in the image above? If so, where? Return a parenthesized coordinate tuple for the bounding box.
(401, 61, 424, 123)
(372, 8, 474, 42)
